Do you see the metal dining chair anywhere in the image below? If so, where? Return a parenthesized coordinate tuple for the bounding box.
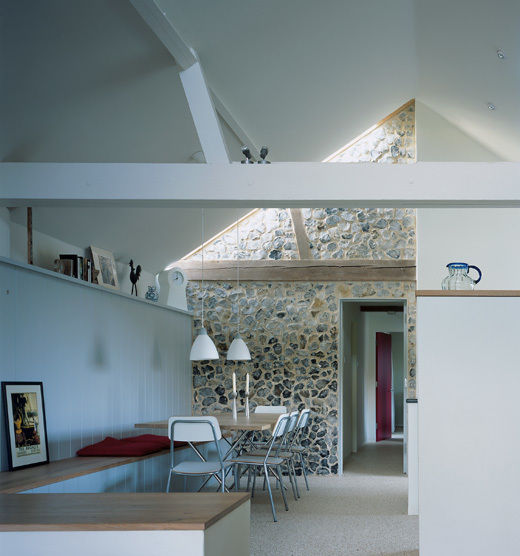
(288, 409, 312, 491)
(254, 405, 287, 414)
(228, 413, 290, 522)
(166, 416, 232, 493)
(249, 410, 300, 500)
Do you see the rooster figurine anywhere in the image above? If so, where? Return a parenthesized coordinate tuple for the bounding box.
(129, 260, 142, 296)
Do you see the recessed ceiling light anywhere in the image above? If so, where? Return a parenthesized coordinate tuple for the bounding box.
(497, 49, 506, 60)
(487, 103, 496, 111)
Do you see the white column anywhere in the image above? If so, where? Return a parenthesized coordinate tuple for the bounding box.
(407, 399, 418, 515)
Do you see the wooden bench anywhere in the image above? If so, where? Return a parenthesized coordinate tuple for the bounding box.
(0, 448, 171, 494)
(0, 492, 251, 556)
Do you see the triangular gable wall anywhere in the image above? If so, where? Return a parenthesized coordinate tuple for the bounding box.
(183, 100, 415, 262)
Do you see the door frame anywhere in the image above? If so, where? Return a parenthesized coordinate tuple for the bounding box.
(338, 298, 408, 473)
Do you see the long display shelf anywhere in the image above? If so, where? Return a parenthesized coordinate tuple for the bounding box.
(0, 255, 192, 316)
(416, 290, 520, 297)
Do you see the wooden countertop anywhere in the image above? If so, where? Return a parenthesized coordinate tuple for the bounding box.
(416, 290, 520, 297)
(136, 412, 280, 432)
(0, 492, 250, 531)
(0, 449, 170, 494)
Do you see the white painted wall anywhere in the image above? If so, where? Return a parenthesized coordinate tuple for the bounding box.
(418, 296, 520, 555)
(0, 207, 10, 257)
(414, 103, 515, 290)
(415, 101, 502, 162)
(416, 208, 520, 289)
(0, 259, 192, 479)
(9, 219, 155, 299)
(361, 312, 405, 443)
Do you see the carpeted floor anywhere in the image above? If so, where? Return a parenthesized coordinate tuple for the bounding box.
(248, 439, 419, 556)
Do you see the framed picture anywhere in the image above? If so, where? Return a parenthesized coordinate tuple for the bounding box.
(90, 245, 119, 290)
(2, 382, 49, 471)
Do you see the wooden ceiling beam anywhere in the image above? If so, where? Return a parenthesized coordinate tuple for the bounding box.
(176, 259, 416, 282)
(289, 209, 312, 259)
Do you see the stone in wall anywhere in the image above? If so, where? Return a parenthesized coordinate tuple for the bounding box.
(189, 209, 299, 261)
(328, 101, 415, 164)
(188, 280, 416, 475)
(303, 207, 415, 260)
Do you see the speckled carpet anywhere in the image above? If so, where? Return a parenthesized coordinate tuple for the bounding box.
(248, 439, 419, 556)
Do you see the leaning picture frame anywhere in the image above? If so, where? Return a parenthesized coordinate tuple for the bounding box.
(2, 382, 49, 471)
(90, 245, 120, 290)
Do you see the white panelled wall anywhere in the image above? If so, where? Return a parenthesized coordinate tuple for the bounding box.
(0, 259, 193, 491)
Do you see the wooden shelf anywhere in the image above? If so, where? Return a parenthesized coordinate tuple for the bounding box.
(0, 450, 174, 494)
(416, 290, 520, 297)
(0, 256, 192, 316)
(0, 492, 250, 531)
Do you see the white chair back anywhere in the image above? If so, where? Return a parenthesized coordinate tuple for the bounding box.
(168, 416, 222, 442)
(272, 413, 290, 439)
(255, 405, 287, 414)
(287, 410, 299, 433)
(296, 409, 311, 430)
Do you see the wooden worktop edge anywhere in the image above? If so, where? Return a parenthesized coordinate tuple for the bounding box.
(416, 290, 520, 297)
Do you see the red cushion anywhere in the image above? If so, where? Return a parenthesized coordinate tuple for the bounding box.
(77, 434, 185, 457)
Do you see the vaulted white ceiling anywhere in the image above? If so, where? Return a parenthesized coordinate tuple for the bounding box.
(1, 0, 518, 271)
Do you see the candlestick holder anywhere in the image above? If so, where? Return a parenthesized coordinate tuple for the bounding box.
(244, 393, 250, 417)
(231, 392, 238, 420)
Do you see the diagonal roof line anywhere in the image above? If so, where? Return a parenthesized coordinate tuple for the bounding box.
(322, 99, 415, 162)
(178, 208, 260, 262)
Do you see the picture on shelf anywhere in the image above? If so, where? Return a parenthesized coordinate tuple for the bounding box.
(90, 245, 119, 290)
(2, 382, 49, 471)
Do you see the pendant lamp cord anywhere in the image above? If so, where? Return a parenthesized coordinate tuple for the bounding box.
(201, 207, 205, 327)
(236, 213, 240, 335)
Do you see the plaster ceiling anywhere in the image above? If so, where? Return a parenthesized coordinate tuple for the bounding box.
(2, 0, 519, 272)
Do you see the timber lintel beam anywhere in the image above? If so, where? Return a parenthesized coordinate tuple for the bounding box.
(175, 259, 416, 282)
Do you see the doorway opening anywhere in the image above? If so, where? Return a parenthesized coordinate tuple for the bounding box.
(339, 299, 407, 474)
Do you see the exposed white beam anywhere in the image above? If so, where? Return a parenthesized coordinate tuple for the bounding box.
(2, 162, 520, 208)
(212, 95, 259, 158)
(129, 0, 196, 70)
(130, 0, 259, 159)
(180, 58, 230, 163)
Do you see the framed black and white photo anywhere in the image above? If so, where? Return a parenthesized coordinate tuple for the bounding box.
(90, 245, 119, 290)
(2, 382, 49, 471)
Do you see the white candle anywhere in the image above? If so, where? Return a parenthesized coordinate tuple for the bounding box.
(232, 371, 237, 395)
(246, 372, 250, 395)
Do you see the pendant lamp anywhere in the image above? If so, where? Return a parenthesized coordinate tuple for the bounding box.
(227, 216, 251, 361)
(190, 208, 219, 361)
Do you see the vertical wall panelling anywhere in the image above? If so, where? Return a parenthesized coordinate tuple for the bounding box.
(0, 258, 193, 483)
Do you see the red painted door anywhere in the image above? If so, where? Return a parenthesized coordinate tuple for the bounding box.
(376, 332, 392, 441)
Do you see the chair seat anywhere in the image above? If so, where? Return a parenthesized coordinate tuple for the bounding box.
(228, 455, 284, 466)
(289, 446, 306, 453)
(249, 449, 294, 459)
(171, 460, 231, 475)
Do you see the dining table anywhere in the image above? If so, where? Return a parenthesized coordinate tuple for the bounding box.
(134, 412, 281, 477)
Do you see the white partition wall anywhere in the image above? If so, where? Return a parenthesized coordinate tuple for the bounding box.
(417, 295, 520, 556)
(0, 258, 193, 477)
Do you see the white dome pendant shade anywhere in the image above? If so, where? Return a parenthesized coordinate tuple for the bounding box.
(190, 208, 219, 361)
(227, 334, 251, 361)
(190, 327, 219, 361)
(227, 215, 251, 361)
